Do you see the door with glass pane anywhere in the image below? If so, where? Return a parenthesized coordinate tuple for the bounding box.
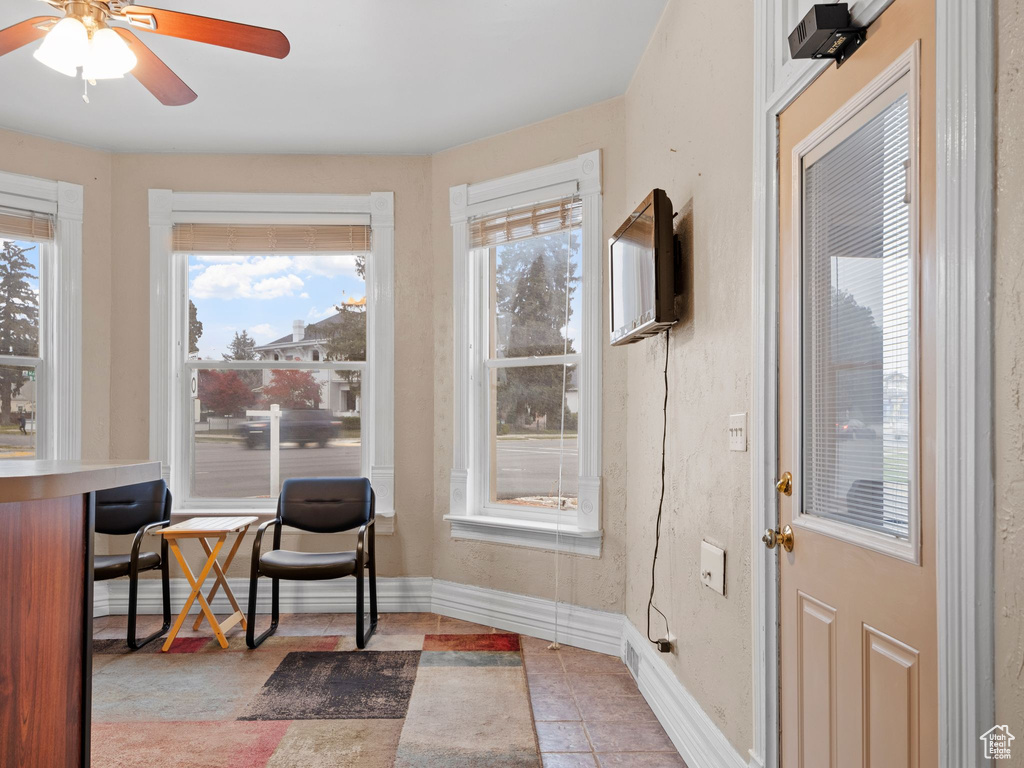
(775, 0, 937, 764)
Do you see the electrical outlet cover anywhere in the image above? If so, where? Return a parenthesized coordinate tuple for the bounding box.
(700, 540, 726, 595)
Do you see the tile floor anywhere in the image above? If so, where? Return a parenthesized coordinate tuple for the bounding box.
(93, 612, 686, 767)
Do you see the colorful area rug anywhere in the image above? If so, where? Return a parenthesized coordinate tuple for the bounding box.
(91, 631, 539, 768)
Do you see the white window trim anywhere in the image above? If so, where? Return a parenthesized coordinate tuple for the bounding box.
(0, 169, 83, 461)
(148, 190, 395, 533)
(446, 151, 603, 556)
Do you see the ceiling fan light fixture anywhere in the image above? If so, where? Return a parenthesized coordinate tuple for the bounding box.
(32, 16, 89, 77)
(81, 26, 137, 80)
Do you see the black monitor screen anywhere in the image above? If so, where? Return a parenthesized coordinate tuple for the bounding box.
(610, 203, 656, 340)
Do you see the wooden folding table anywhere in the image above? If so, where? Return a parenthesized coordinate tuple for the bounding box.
(153, 515, 258, 651)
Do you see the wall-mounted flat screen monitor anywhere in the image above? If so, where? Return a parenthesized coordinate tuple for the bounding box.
(609, 189, 678, 345)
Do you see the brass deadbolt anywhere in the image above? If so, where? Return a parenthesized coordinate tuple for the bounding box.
(776, 471, 793, 496)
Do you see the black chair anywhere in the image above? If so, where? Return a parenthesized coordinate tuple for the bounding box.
(94, 479, 172, 650)
(246, 477, 377, 649)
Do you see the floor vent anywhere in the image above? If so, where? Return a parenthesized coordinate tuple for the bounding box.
(624, 640, 641, 678)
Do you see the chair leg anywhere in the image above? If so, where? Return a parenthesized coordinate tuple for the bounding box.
(368, 552, 378, 639)
(356, 559, 377, 650)
(246, 572, 279, 649)
(126, 565, 169, 651)
(160, 540, 172, 634)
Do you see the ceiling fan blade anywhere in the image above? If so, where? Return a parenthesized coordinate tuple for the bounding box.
(0, 17, 58, 58)
(114, 28, 197, 106)
(117, 6, 290, 59)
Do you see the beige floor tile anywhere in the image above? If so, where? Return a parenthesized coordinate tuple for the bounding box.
(585, 722, 676, 753)
(536, 721, 592, 753)
(525, 651, 566, 673)
(528, 673, 572, 696)
(559, 651, 628, 675)
(543, 753, 599, 767)
(568, 674, 641, 698)
(521, 635, 557, 654)
(530, 693, 582, 721)
(596, 753, 687, 767)
(575, 694, 657, 722)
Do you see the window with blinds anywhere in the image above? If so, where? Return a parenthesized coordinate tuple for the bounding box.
(471, 195, 582, 513)
(470, 197, 581, 249)
(801, 82, 913, 540)
(180, 219, 370, 501)
(172, 223, 370, 253)
(0, 205, 48, 460)
(0, 207, 54, 242)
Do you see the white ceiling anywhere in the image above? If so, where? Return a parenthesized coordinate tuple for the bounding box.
(0, 0, 667, 154)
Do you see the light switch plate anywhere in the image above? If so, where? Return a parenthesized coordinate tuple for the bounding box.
(700, 540, 726, 595)
(729, 412, 747, 452)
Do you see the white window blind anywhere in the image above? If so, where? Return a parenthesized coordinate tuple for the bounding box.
(470, 197, 581, 249)
(801, 90, 912, 539)
(172, 223, 370, 253)
(0, 206, 54, 241)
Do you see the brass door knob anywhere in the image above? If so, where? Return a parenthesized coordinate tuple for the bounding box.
(776, 471, 793, 496)
(762, 524, 794, 553)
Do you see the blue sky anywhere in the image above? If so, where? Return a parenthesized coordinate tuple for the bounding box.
(187, 252, 365, 360)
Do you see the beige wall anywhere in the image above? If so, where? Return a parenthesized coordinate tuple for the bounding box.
(0, 129, 113, 461)
(995, 0, 1024, 736)
(429, 98, 629, 613)
(621, 0, 755, 754)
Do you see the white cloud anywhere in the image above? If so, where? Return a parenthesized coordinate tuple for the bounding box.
(306, 306, 337, 322)
(252, 274, 304, 298)
(300, 292, 310, 299)
(189, 255, 299, 299)
(249, 323, 278, 342)
(292, 254, 361, 279)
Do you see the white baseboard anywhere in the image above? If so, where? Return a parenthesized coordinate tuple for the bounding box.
(95, 577, 746, 767)
(622, 621, 748, 768)
(95, 576, 433, 617)
(431, 579, 624, 656)
(95, 575, 622, 656)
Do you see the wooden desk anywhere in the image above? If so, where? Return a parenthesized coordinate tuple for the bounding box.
(0, 460, 161, 768)
(155, 516, 257, 651)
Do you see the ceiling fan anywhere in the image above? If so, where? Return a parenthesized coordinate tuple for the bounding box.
(0, 1, 290, 105)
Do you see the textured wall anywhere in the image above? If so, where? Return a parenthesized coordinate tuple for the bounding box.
(0, 129, 113, 461)
(429, 98, 629, 613)
(995, 0, 1024, 736)
(105, 153, 436, 578)
(621, 0, 755, 754)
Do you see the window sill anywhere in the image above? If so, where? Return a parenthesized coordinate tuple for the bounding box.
(443, 514, 602, 557)
(170, 508, 395, 536)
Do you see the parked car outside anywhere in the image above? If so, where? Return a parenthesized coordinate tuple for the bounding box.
(239, 409, 341, 449)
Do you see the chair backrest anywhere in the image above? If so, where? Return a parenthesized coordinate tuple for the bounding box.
(278, 477, 374, 533)
(94, 479, 171, 536)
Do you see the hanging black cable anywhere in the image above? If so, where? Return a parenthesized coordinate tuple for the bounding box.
(647, 328, 672, 652)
